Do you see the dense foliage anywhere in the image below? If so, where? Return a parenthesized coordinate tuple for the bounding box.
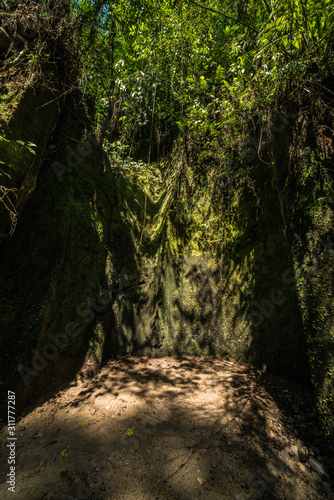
(1, 0, 333, 176)
(68, 0, 334, 161)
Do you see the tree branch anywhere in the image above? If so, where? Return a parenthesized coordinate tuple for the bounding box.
(187, 0, 259, 34)
(261, 0, 271, 15)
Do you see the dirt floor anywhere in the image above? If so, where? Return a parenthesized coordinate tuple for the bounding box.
(0, 356, 333, 499)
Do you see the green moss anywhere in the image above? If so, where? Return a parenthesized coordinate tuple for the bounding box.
(0, 87, 23, 132)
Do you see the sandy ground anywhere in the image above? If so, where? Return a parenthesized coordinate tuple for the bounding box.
(0, 356, 333, 499)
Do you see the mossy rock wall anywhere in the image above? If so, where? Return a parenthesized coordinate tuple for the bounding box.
(0, 85, 333, 441)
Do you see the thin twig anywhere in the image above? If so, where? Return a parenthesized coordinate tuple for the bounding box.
(187, 0, 259, 34)
(35, 87, 78, 110)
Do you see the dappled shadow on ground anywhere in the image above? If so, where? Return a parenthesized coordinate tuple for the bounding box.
(1, 357, 332, 500)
